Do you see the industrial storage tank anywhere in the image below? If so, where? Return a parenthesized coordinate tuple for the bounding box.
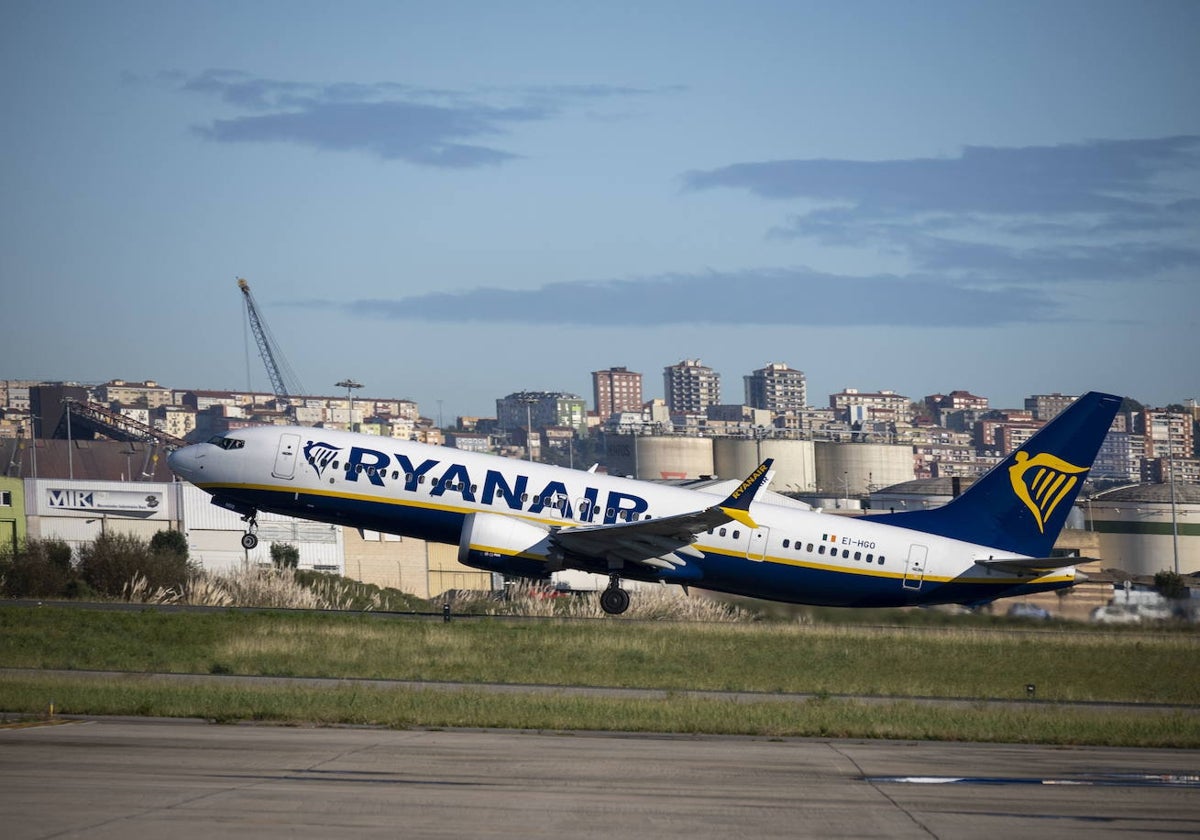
(814, 441, 915, 496)
(1087, 484, 1200, 576)
(713, 438, 816, 492)
(603, 435, 714, 480)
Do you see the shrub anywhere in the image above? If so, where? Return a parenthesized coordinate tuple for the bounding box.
(1153, 570, 1187, 600)
(149, 529, 189, 560)
(270, 542, 299, 570)
(0, 538, 77, 598)
(78, 533, 189, 598)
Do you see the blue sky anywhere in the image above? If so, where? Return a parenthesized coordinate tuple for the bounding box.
(2, 1, 1198, 419)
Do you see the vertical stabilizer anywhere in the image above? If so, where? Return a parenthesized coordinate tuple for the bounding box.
(870, 392, 1122, 556)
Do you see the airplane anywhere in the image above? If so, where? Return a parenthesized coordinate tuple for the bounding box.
(167, 391, 1122, 615)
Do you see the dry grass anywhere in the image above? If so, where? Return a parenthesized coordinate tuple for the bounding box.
(119, 569, 756, 621)
(450, 581, 754, 622)
(122, 567, 388, 611)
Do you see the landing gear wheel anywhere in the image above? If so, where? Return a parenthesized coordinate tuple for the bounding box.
(240, 511, 260, 551)
(600, 583, 630, 615)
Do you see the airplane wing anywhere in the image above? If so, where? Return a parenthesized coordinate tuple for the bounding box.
(974, 555, 1089, 574)
(552, 459, 774, 571)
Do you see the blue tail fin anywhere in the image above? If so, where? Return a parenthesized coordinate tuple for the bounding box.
(871, 391, 1122, 556)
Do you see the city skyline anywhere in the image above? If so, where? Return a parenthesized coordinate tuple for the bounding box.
(3, 3, 1198, 418)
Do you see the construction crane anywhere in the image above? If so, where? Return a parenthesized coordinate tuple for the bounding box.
(237, 278, 306, 398)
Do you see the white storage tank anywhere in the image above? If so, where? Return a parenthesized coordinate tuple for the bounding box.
(713, 438, 816, 493)
(814, 441, 915, 496)
(1087, 484, 1200, 576)
(604, 435, 714, 479)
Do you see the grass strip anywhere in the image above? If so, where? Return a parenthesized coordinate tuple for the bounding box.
(2, 673, 1197, 748)
(2, 607, 1197, 704)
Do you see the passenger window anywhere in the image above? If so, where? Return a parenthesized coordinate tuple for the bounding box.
(879, 557, 886, 565)
(732, 530, 740, 539)
(843, 549, 850, 558)
(605, 507, 614, 517)
(818, 545, 826, 555)
(332, 461, 340, 470)
(719, 528, 727, 537)
(866, 554, 874, 563)
(806, 543, 814, 552)
(854, 551, 861, 561)
(418, 475, 426, 484)
(782, 539, 790, 548)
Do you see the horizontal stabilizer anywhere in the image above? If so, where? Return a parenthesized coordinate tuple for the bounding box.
(974, 555, 1089, 575)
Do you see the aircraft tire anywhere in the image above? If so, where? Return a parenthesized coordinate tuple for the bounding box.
(600, 586, 630, 615)
(241, 533, 259, 550)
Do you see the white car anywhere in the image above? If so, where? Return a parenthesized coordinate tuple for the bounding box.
(1090, 605, 1142, 625)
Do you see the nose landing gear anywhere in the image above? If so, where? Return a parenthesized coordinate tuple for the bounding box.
(599, 575, 631, 615)
(240, 512, 259, 550)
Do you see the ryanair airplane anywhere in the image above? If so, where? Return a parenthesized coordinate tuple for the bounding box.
(168, 391, 1121, 614)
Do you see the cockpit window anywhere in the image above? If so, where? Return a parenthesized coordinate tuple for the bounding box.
(207, 436, 245, 450)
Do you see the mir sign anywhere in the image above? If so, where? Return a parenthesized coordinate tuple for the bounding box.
(45, 488, 165, 518)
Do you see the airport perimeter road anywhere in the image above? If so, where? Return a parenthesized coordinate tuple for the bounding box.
(2, 719, 1198, 840)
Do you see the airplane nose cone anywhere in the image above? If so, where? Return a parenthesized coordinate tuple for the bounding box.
(167, 445, 204, 480)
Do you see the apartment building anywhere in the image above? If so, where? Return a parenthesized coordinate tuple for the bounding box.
(744, 362, 807, 414)
(664, 359, 720, 416)
(592, 367, 643, 423)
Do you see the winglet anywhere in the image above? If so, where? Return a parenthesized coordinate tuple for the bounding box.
(718, 458, 774, 529)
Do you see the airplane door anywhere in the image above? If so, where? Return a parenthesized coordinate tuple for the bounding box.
(272, 433, 300, 480)
(747, 527, 770, 562)
(903, 544, 927, 590)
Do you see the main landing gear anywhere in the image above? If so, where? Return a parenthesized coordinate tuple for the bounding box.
(599, 575, 630, 616)
(240, 511, 259, 550)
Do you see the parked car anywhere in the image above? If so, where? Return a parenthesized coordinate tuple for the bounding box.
(1090, 605, 1142, 625)
(1134, 603, 1172, 621)
(1007, 602, 1051, 620)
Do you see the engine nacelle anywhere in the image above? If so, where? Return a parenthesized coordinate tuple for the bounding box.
(458, 512, 556, 579)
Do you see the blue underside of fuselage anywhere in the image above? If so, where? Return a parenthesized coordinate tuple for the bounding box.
(211, 486, 1071, 609)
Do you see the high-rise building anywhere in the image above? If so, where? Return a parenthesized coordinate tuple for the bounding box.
(663, 359, 720, 416)
(744, 362, 806, 413)
(592, 367, 643, 422)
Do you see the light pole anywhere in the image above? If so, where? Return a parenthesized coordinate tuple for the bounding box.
(28, 415, 39, 480)
(524, 399, 534, 462)
(62, 399, 74, 480)
(122, 448, 137, 483)
(335, 379, 362, 432)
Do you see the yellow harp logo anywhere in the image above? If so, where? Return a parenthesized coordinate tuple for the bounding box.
(1008, 451, 1088, 533)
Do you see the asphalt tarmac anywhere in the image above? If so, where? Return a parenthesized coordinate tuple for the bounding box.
(3, 718, 1198, 839)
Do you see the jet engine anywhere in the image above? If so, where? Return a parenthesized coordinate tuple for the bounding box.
(458, 512, 557, 579)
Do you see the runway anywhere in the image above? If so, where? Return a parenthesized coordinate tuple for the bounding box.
(2, 718, 1197, 839)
